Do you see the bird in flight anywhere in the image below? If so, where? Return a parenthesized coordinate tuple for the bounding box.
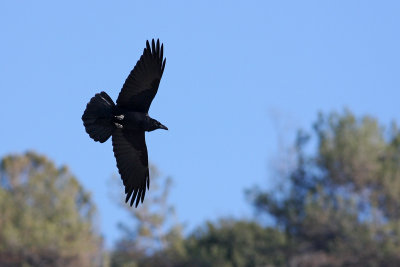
(82, 39, 167, 207)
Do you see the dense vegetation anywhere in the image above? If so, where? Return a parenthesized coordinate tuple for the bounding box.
(0, 152, 104, 266)
(2, 110, 400, 266)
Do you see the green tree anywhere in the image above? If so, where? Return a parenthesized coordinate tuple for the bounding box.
(113, 216, 287, 267)
(249, 110, 400, 266)
(0, 151, 104, 267)
(178, 219, 287, 267)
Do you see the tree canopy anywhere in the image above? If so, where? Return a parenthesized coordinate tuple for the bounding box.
(250, 110, 400, 266)
(0, 152, 104, 266)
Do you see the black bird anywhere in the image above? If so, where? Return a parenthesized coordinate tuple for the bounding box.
(82, 39, 167, 207)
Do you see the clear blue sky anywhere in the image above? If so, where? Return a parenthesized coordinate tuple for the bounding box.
(1, 1, 399, 248)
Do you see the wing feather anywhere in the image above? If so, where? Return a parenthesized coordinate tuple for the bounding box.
(116, 39, 166, 112)
(112, 129, 149, 207)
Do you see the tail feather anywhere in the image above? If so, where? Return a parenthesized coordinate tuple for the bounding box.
(82, 91, 115, 143)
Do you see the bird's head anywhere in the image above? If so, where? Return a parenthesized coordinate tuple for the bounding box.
(147, 118, 168, 132)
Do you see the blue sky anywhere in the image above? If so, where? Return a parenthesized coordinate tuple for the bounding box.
(1, 1, 399, 248)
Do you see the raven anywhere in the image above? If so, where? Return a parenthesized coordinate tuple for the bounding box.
(82, 39, 167, 207)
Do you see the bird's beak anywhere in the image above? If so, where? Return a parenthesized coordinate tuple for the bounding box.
(159, 123, 168, 130)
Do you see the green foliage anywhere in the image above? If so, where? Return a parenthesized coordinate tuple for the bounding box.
(0, 151, 104, 267)
(180, 219, 287, 267)
(113, 218, 287, 267)
(250, 110, 400, 266)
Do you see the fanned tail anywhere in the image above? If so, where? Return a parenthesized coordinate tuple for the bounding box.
(82, 91, 115, 143)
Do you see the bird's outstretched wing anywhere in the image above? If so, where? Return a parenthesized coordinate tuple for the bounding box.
(117, 39, 166, 112)
(112, 129, 150, 207)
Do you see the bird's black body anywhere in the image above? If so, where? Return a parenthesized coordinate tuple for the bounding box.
(113, 110, 167, 132)
(82, 39, 167, 207)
